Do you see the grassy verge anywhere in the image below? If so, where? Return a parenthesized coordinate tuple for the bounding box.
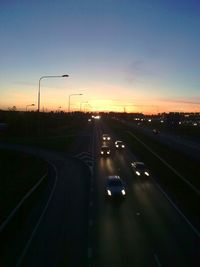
(1, 135, 75, 152)
(0, 149, 47, 225)
(106, 118, 200, 229)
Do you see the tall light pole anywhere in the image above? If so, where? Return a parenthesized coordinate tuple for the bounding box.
(38, 74, 69, 112)
(68, 94, 82, 113)
(26, 104, 35, 112)
(80, 101, 88, 112)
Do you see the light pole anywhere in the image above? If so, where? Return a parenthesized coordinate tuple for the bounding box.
(38, 74, 69, 112)
(26, 104, 35, 112)
(80, 101, 88, 112)
(68, 94, 82, 113)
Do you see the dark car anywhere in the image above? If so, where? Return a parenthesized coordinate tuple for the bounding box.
(131, 162, 150, 177)
(101, 145, 111, 156)
(115, 140, 125, 149)
(106, 175, 126, 197)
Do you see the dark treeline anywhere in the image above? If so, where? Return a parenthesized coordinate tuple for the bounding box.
(0, 111, 88, 137)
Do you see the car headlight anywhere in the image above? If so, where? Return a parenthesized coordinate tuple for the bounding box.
(116, 145, 119, 148)
(122, 145, 125, 148)
(107, 137, 110, 140)
(136, 171, 141, 176)
(107, 190, 112, 196)
(121, 189, 126, 195)
(101, 151, 104, 154)
(107, 151, 110, 154)
(145, 171, 149, 176)
(103, 137, 106, 140)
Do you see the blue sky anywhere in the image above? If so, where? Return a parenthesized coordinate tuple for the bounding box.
(0, 0, 200, 113)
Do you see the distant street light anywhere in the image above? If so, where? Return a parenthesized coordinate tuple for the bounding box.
(68, 94, 83, 113)
(38, 74, 69, 112)
(26, 103, 35, 112)
(80, 101, 88, 112)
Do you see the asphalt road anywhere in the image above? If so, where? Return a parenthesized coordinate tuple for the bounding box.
(0, 125, 93, 267)
(91, 120, 199, 267)
(119, 119, 200, 161)
(0, 119, 199, 267)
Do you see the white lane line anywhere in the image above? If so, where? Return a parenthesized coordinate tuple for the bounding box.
(127, 131, 200, 196)
(0, 172, 47, 233)
(154, 253, 162, 267)
(16, 161, 58, 267)
(153, 178, 200, 238)
(89, 166, 94, 175)
(89, 220, 93, 227)
(88, 247, 92, 259)
(127, 130, 200, 238)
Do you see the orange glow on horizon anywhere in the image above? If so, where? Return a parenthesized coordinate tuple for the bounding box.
(0, 84, 200, 114)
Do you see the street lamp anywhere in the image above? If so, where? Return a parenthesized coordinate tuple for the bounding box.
(80, 101, 88, 112)
(38, 74, 69, 112)
(68, 94, 83, 113)
(26, 103, 35, 112)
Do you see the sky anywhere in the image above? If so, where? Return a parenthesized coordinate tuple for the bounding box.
(0, 0, 200, 113)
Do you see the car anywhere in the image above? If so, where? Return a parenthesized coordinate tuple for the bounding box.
(131, 162, 150, 177)
(115, 140, 125, 149)
(106, 175, 126, 197)
(102, 134, 111, 141)
(100, 145, 111, 156)
(153, 129, 160, 134)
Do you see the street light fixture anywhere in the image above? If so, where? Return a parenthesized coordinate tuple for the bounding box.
(38, 74, 69, 112)
(80, 101, 88, 112)
(26, 103, 35, 112)
(68, 94, 83, 113)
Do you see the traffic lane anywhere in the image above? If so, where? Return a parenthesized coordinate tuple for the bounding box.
(20, 159, 90, 267)
(93, 157, 158, 267)
(114, 150, 199, 267)
(120, 119, 200, 161)
(93, 126, 157, 267)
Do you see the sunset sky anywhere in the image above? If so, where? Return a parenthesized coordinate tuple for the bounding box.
(0, 0, 200, 114)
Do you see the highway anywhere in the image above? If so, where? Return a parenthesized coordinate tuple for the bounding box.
(118, 118, 200, 161)
(0, 119, 199, 267)
(91, 120, 199, 267)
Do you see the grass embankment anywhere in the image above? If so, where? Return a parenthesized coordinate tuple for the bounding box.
(0, 149, 47, 225)
(106, 118, 200, 229)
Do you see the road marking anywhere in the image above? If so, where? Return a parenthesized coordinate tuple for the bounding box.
(0, 171, 47, 233)
(153, 178, 200, 238)
(127, 131, 200, 238)
(89, 220, 93, 227)
(16, 162, 58, 267)
(154, 253, 162, 267)
(88, 247, 92, 259)
(89, 166, 94, 175)
(127, 131, 200, 196)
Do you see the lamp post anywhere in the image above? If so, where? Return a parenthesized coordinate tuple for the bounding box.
(80, 101, 88, 112)
(38, 74, 69, 112)
(68, 94, 82, 113)
(26, 103, 35, 112)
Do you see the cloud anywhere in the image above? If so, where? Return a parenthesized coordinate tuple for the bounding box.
(157, 97, 200, 105)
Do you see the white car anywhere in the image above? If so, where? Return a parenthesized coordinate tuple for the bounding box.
(115, 140, 125, 149)
(101, 146, 111, 156)
(131, 162, 150, 177)
(106, 175, 126, 197)
(102, 134, 111, 141)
